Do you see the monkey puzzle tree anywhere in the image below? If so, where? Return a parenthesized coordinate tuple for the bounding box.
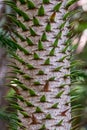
(0, 0, 79, 130)
(8, 0, 72, 129)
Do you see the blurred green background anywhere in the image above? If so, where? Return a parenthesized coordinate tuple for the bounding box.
(71, 1, 87, 130)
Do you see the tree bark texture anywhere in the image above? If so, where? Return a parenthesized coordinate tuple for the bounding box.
(15, 0, 71, 130)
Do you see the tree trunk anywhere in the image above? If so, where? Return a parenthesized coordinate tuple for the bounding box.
(15, 0, 71, 129)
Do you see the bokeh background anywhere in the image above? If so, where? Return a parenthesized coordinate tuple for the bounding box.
(71, 1, 87, 130)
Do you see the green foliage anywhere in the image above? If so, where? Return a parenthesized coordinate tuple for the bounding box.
(53, 66, 62, 72)
(49, 76, 55, 81)
(55, 90, 64, 98)
(35, 107, 43, 113)
(26, 37, 34, 46)
(41, 32, 47, 41)
(25, 101, 34, 107)
(19, 0, 26, 4)
(53, 2, 62, 12)
(29, 89, 37, 96)
(37, 70, 45, 75)
(49, 48, 55, 56)
(43, 0, 50, 4)
(30, 27, 37, 36)
(0, 33, 17, 51)
(0, 0, 84, 130)
(38, 5, 45, 16)
(44, 58, 50, 65)
(20, 111, 29, 118)
(52, 37, 59, 47)
(8, 6, 30, 21)
(45, 22, 51, 32)
(56, 119, 63, 126)
(0, 109, 19, 130)
(27, 0, 36, 9)
(51, 103, 59, 109)
(66, 0, 78, 9)
(33, 16, 40, 26)
(34, 53, 40, 60)
(40, 95, 46, 102)
(38, 40, 44, 50)
(34, 81, 41, 85)
(45, 113, 52, 119)
(27, 63, 35, 70)
(39, 124, 46, 130)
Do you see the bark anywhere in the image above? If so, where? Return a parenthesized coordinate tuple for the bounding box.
(16, 0, 71, 129)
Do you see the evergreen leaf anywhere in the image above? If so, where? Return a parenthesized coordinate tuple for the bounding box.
(29, 89, 37, 96)
(27, 0, 36, 9)
(38, 5, 45, 16)
(53, 2, 62, 12)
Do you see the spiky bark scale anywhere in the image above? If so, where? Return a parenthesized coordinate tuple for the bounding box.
(15, 0, 71, 129)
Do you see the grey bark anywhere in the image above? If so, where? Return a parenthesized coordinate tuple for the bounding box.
(17, 0, 71, 129)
